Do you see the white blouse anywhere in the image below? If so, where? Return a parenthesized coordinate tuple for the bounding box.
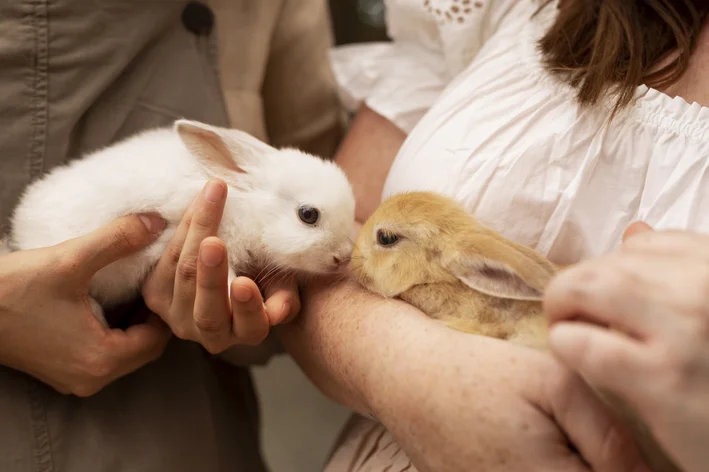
(330, 0, 709, 265)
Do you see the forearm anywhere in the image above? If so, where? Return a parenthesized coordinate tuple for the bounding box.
(334, 104, 406, 222)
(275, 277, 428, 416)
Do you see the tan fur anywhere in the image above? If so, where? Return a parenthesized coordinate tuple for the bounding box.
(353, 191, 681, 472)
(400, 282, 549, 350)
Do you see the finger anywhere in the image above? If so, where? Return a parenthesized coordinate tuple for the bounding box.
(70, 213, 166, 279)
(106, 313, 172, 375)
(193, 238, 232, 353)
(622, 221, 654, 243)
(548, 322, 650, 395)
(173, 180, 227, 314)
(230, 277, 269, 345)
(548, 371, 651, 472)
(543, 259, 662, 339)
(263, 276, 301, 325)
(144, 197, 198, 308)
(622, 229, 709, 259)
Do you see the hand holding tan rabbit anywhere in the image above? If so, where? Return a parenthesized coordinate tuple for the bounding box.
(351, 192, 690, 472)
(545, 222, 709, 472)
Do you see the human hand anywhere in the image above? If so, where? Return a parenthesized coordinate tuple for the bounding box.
(142, 179, 300, 354)
(545, 221, 709, 472)
(0, 214, 171, 397)
(370, 331, 649, 472)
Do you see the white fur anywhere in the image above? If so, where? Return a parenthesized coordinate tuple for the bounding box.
(9, 120, 355, 323)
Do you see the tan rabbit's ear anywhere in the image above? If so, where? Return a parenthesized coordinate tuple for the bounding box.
(445, 235, 556, 301)
(175, 120, 274, 178)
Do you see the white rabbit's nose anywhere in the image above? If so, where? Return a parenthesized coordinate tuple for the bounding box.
(333, 255, 347, 265)
(332, 254, 351, 268)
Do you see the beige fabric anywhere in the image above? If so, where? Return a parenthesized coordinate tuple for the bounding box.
(0, 1, 343, 471)
(208, 0, 344, 158)
(325, 414, 418, 472)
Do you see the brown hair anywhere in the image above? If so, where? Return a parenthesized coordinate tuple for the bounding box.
(538, 0, 708, 114)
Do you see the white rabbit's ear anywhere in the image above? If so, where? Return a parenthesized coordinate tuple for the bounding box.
(175, 119, 274, 177)
(445, 236, 556, 301)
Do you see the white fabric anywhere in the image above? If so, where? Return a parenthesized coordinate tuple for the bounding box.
(332, 0, 709, 265)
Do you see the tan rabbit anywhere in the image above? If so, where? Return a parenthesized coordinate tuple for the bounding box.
(351, 191, 681, 472)
(351, 191, 560, 349)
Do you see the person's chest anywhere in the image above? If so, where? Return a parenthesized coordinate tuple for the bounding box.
(382, 17, 709, 264)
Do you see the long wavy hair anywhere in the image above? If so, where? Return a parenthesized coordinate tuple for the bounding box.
(537, 0, 708, 114)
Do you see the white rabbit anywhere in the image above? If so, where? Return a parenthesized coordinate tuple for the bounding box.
(7, 120, 356, 326)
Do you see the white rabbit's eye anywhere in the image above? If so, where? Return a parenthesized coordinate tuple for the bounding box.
(298, 206, 320, 225)
(376, 230, 399, 247)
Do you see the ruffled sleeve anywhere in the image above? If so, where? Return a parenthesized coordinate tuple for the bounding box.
(329, 0, 524, 133)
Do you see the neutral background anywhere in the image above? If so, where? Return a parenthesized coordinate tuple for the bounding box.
(253, 3, 387, 472)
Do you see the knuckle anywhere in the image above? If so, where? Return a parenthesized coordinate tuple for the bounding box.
(177, 258, 198, 282)
(171, 323, 192, 341)
(142, 290, 167, 315)
(194, 314, 227, 334)
(71, 383, 103, 398)
(203, 341, 228, 355)
(78, 348, 115, 379)
(197, 269, 223, 290)
(549, 264, 602, 305)
(192, 211, 216, 232)
(144, 341, 168, 363)
(165, 243, 184, 266)
(577, 262, 629, 305)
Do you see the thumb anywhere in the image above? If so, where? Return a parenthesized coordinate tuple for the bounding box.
(622, 221, 654, 243)
(68, 213, 166, 279)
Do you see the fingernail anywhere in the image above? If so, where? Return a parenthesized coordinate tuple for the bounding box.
(548, 323, 583, 355)
(138, 213, 166, 234)
(204, 180, 226, 203)
(200, 243, 224, 267)
(232, 286, 253, 303)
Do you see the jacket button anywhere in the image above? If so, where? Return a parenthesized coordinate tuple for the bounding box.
(182, 1, 214, 36)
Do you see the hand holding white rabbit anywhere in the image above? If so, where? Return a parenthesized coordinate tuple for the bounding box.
(142, 179, 300, 353)
(0, 214, 171, 397)
(8, 119, 355, 354)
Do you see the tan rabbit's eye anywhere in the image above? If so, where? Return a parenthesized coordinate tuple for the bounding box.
(376, 230, 399, 247)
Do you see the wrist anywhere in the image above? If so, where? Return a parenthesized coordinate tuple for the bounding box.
(277, 278, 402, 415)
